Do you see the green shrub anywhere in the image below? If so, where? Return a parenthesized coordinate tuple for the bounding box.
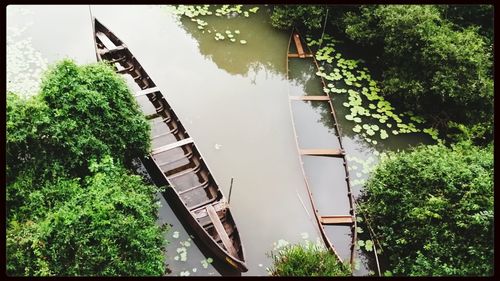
(270, 5, 327, 31)
(361, 142, 493, 276)
(7, 59, 150, 183)
(267, 242, 351, 276)
(341, 5, 493, 130)
(6, 59, 166, 276)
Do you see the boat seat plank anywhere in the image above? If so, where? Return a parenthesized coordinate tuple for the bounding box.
(320, 215, 354, 225)
(288, 53, 314, 58)
(96, 31, 118, 50)
(290, 95, 330, 101)
(206, 204, 238, 258)
(300, 148, 345, 157)
(135, 87, 160, 97)
(293, 33, 306, 58)
(152, 137, 194, 155)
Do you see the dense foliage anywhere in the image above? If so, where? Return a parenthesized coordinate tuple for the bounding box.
(7, 158, 167, 276)
(7, 60, 151, 184)
(360, 142, 493, 276)
(270, 5, 493, 144)
(341, 5, 493, 127)
(270, 5, 326, 31)
(7, 60, 167, 276)
(267, 242, 351, 276)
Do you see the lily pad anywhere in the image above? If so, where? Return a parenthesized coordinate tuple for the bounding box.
(239, 40, 247, 44)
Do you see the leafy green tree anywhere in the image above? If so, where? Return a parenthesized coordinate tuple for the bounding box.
(7, 59, 151, 183)
(342, 5, 493, 128)
(7, 59, 167, 276)
(270, 5, 327, 31)
(7, 157, 167, 276)
(361, 142, 493, 276)
(267, 242, 351, 276)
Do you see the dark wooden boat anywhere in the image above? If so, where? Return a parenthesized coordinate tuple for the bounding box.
(93, 18, 247, 272)
(286, 28, 357, 268)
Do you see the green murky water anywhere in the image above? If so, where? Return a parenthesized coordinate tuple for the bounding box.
(7, 5, 433, 276)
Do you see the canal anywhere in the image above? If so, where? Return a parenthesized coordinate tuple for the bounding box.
(7, 5, 433, 276)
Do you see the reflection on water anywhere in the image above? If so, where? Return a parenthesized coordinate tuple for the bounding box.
(7, 4, 434, 277)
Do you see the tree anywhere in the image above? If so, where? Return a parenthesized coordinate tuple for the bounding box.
(7, 59, 167, 276)
(360, 142, 493, 276)
(341, 5, 493, 129)
(267, 242, 351, 276)
(7, 158, 167, 276)
(270, 5, 327, 31)
(7, 59, 151, 183)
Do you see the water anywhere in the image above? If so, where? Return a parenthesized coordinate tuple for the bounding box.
(7, 5, 433, 276)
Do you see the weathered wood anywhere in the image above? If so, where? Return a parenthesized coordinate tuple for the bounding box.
(293, 33, 306, 58)
(151, 137, 194, 155)
(94, 18, 247, 272)
(300, 148, 344, 157)
(290, 95, 330, 101)
(206, 205, 238, 257)
(96, 31, 117, 50)
(320, 215, 354, 225)
(135, 86, 159, 97)
(288, 53, 313, 58)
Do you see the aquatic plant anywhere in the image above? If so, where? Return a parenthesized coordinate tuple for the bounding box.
(167, 5, 260, 44)
(267, 241, 351, 276)
(305, 35, 439, 144)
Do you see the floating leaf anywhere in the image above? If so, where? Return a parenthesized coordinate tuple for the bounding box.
(365, 240, 374, 252)
(380, 129, 389, 140)
(172, 231, 180, 239)
(354, 117, 362, 123)
(352, 125, 362, 133)
(239, 40, 247, 44)
(234, 30, 240, 34)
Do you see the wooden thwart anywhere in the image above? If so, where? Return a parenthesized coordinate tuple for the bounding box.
(135, 87, 159, 97)
(151, 137, 194, 155)
(320, 215, 354, 225)
(293, 33, 306, 58)
(290, 95, 330, 101)
(206, 204, 238, 257)
(288, 53, 314, 58)
(300, 148, 344, 157)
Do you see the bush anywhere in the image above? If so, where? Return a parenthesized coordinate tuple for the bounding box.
(7, 59, 166, 276)
(341, 5, 493, 129)
(361, 142, 493, 276)
(267, 242, 351, 276)
(270, 5, 327, 31)
(7, 158, 167, 276)
(7, 59, 150, 183)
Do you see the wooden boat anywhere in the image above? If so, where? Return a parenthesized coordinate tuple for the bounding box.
(286, 28, 357, 268)
(93, 18, 247, 272)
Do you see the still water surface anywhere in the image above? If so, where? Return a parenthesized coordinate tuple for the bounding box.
(7, 5, 433, 276)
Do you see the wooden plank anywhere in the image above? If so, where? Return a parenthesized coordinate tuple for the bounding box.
(206, 204, 238, 257)
(135, 87, 159, 97)
(300, 148, 344, 157)
(96, 32, 116, 50)
(320, 215, 354, 225)
(293, 33, 305, 58)
(151, 137, 194, 155)
(290, 95, 330, 101)
(288, 53, 314, 58)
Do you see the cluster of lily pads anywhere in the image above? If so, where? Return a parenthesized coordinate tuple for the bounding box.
(170, 230, 214, 276)
(168, 5, 259, 45)
(305, 35, 440, 144)
(213, 29, 247, 44)
(7, 25, 48, 97)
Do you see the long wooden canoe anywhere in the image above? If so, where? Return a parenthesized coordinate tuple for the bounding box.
(286, 28, 357, 268)
(93, 18, 247, 272)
